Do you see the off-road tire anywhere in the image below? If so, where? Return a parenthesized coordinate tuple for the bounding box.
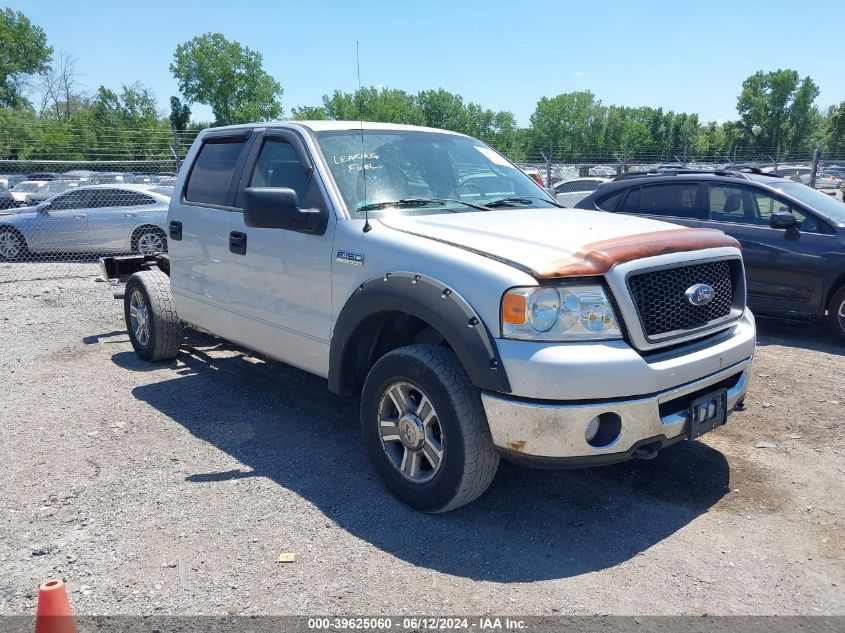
(124, 270, 182, 361)
(361, 344, 500, 512)
(828, 286, 845, 343)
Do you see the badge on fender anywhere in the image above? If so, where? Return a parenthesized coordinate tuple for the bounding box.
(337, 250, 364, 266)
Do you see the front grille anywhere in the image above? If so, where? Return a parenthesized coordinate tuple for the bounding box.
(628, 261, 734, 338)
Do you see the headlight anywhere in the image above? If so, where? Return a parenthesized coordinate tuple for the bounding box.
(502, 285, 622, 341)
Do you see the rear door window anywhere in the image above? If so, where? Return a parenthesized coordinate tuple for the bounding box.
(185, 139, 248, 206)
(619, 183, 699, 218)
(50, 190, 90, 210)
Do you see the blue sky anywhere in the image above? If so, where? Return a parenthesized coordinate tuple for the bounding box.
(13, 0, 845, 126)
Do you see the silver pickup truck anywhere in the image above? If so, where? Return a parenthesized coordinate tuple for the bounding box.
(103, 121, 755, 512)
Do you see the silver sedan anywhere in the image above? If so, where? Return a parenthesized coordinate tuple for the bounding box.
(0, 185, 170, 261)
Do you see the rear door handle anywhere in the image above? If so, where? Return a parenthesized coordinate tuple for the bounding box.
(124, 212, 137, 217)
(229, 231, 247, 255)
(169, 220, 182, 241)
(73, 214, 86, 219)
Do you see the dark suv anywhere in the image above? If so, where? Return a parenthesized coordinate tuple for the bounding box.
(576, 169, 845, 341)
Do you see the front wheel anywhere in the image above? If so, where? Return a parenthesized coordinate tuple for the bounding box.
(361, 344, 500, 512)
(124, 270, 182, 361)
(828, 286, 845, 343)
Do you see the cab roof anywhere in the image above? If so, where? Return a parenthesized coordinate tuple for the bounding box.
(203, 120, 468, 136)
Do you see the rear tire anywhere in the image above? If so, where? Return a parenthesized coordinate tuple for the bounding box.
(828, 286, 845, 343)
(132, 227, 168, 255)
(124, 270, 182, 361)
(360, 344, 500, 512)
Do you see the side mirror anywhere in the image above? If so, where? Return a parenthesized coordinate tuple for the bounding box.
(243, 187, 323, 234)
(545, 186, 557, 198)
(770, 211, 797, 230)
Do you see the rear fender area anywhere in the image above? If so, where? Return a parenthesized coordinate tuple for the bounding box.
(328, 272, 511, 396)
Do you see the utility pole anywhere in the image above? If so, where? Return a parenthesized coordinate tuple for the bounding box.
(810, 148, 820, 188)
(172, 128, 181, 173)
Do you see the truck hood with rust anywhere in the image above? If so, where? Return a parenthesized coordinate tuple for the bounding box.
(377, 208, 694, 276)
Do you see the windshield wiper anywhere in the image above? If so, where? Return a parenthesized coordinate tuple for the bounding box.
(483, 196, 560, 208)
(357, 198, 490, 213)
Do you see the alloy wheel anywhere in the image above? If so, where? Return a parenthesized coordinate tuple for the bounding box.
(377, 381, 444, 483)
(0, 232, 23, 259)
(137, 231, 165, 255)
(129, 290, 150, 347)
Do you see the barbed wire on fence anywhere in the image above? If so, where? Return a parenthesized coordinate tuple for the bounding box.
(1, 127, 843, 284)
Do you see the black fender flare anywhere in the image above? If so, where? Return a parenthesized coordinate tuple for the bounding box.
(328, 272, 510, 395)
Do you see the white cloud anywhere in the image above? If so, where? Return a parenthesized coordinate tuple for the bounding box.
(574, 71, 591, 78)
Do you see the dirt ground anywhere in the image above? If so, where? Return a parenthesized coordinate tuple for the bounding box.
(0, 270, 843, 616)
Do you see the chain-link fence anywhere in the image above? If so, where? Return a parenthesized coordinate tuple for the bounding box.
(1, 133, 844, 284)
(0, 159, 178, 283)
(511, 146, 845, 188)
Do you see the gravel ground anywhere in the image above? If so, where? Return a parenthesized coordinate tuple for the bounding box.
(0, 271, 843, 616)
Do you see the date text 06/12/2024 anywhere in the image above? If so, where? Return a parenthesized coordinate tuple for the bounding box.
(306, 616, 527, 630)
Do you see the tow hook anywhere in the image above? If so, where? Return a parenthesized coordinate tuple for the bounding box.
(632, 444, 659, 460)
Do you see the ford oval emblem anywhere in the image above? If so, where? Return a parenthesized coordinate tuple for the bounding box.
(685, 283, 715, 307)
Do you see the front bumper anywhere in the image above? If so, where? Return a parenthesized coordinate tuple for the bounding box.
(482, 357, 751, 467)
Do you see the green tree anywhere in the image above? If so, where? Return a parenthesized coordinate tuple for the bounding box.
(169, 96, 191, 131)
(824, 102, 845, 154)
(415, 89, 469, 131)
(170, 33, 283, 126)
(322, 87, 421, 124)
(0, 8, 53, 108)
(528, 91, 607, 159)
(736, 69, 821, 154)
(290, 105, 328, 120)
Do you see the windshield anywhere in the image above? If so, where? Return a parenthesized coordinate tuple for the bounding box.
(772, 181, 845, 224)
(314, 129, 556, 217)
(41, 181, 75, 192)
(13, 182, 41, 192)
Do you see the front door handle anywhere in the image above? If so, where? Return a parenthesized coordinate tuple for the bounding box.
(169, 220, 182, 241)
(229, 231, 247, 255)
(124, 212, 137, 217)
(73, 214, 86, 219)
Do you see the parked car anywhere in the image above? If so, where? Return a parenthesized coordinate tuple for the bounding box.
(0, 187, 16, 211)
(0, 174, 27, 190)
(821, 166, 845, 180)
(575, 169, 845, 339)
(63, 169, 97, 182)
(769, 165, 839, 190)
(89, 172, 136, 185)
(24, 179, 81, 205)
(819, 172, 844, 187)
(26, 172, 59, 181)
(552, 177, 611, 207)
(99, 121, 754, 512)
(148, 185, 173, 197)
(8, 180, 47, 205)
(519, 166, 545, 187)
(0, 185, 169, 260)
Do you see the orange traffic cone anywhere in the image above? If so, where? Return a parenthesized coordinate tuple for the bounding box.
(35, 579, 77, 633)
